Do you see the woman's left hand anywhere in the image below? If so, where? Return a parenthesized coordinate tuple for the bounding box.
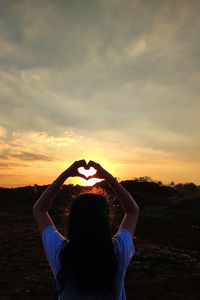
(66, 160, 88, 179)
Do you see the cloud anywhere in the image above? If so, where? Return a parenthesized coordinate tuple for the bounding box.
(11, 151, 52, 161)
(0, 0, 200, 185)
(127, 39, 146, 57)
(0, 155, 9, 160)
(0, 127, 6, 138)
(0, 162, 28, 168)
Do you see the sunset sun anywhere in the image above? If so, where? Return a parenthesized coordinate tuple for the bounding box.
(78, 167, 103, 186)
(78, 166, 97, 178)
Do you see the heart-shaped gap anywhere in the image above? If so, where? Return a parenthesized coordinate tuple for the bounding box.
(78, 166, 97, 178)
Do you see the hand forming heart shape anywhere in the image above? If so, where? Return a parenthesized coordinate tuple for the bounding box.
(67, 160, 106, 185)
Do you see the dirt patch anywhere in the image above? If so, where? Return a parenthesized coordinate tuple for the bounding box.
(0, 205, 199, 299)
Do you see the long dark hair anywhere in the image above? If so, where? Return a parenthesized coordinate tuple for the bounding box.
(56, 193, 118, 297)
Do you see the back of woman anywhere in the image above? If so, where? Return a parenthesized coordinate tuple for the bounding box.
(34, 160, 139, 300)
(60, 231, 134, 300)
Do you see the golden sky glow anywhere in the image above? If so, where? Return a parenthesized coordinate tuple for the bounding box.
(0, 0, 200, 187)
(77, 167, 103, 186)
(78, 167, 97, 178)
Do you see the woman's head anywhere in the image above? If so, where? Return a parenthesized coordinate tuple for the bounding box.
(57, 192, 118, 297)
(67, 193, 111, 244)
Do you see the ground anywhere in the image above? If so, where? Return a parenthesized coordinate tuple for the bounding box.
(0, 200, 199, 299)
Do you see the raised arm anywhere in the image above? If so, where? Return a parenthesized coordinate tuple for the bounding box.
(88, 161, 139, 236)
(33, 160, 87, 234)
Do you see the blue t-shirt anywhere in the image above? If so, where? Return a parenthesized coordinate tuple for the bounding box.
(42, 225, 135, 300)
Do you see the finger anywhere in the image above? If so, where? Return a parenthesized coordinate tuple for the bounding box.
(88, 160, 98, 169)
(77, 173, 87, 180)
(84, 163, 90, 170)
(77, 159, 87, 168)
(87, 174, 95, 180)
(87, 173, 103, 180)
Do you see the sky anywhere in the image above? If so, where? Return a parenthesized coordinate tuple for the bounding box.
(0, 0, 200, 187)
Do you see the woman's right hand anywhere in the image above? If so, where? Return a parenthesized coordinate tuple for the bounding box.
(87, 160, 116, 184)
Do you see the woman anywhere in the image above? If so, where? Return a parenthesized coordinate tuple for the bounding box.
(33, 160, 139, 300)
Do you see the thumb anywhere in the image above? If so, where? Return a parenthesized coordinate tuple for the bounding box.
(78, 173, 88, 180)
(87, 174, 104, 180)
(88, 160, 97, 168)
(87, 174, 96, 180)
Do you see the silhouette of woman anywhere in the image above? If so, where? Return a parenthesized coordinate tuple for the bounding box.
(33, 160, 139, 300)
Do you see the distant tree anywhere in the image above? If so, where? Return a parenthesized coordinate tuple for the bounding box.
(174, 182, 200, 198)
(157, 180, 163, 186)
(120, 179, 175, 208)
(168, 181, 175, 188)
(134, 176, 154, 183)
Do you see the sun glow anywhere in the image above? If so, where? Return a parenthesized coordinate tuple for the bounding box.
(78, 166, 97, 177)
(80, 177, 104, 186)
(77, 166, 103, 186)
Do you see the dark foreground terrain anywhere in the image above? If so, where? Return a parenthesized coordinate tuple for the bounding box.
(0, 183, 200, 300)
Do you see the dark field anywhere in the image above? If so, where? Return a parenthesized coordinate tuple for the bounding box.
(0, 184, 200, 300)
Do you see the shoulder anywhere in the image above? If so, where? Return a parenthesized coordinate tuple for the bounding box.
(113, 228, 134, 245)
(112, 228, 135, 267)
(42, 225, 67, 256)
(42, 225, 66, 242)
(42, 225, 67, 277)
